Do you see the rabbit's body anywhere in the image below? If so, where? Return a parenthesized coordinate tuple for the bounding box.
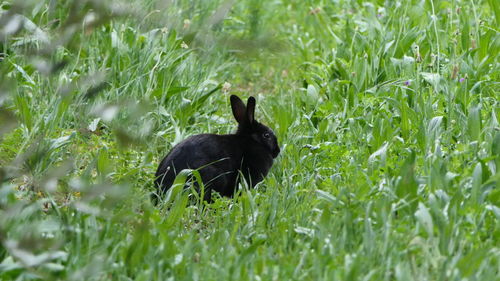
(155, 133, 274, 198)
(154, 95, 279, 201)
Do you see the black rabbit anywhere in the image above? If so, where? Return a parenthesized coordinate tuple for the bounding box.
(154, 95, 280, 202)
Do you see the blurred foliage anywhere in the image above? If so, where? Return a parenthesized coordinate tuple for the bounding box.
(0, 0, 499, 280)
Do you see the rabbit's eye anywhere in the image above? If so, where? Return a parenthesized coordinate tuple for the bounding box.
(263, 132, 270, 138)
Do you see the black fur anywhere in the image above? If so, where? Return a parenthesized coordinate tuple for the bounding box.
(154, 95, 280, 202)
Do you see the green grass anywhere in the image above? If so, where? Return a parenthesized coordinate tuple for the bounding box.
(1, 0, 499, 280)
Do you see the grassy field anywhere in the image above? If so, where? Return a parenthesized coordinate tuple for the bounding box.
(1, 0, 499, 280)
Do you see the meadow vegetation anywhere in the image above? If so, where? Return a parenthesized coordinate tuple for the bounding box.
(0, 0, 499, 280)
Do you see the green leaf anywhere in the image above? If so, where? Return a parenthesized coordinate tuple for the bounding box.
(164, 169, 192, 204)
(427, 116, 443, 148)
(11, 63, 35, 86)
(396, 150, 418, 203)
(493, 131, 500, 168)
(471, 163, 483, 204)
(307, 84, 319, 100)
(467, 106, 481, 141)
(368, 142, 389, 165)
(488, 0, 500, 26)
(316, 189, 342, 206)
(421, 72, 441, 92)
(415, 202, 434, 237)
(49, 133, 74, 151)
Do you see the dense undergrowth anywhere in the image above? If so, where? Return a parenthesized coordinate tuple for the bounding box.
(0, 0, 499, 280)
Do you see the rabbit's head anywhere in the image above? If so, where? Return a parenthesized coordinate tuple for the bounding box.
(231, 95, 280, 158)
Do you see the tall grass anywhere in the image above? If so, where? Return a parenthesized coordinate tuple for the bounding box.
(1, 0, 499, 280)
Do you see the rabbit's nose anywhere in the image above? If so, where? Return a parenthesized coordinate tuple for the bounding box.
(272, 147, 280, 158)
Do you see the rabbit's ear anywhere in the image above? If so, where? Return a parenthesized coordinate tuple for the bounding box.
(231, 95, 246, 124)
(246, 97, 256, 124)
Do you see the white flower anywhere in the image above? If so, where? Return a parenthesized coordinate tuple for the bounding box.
(222, 82, 231, 92)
